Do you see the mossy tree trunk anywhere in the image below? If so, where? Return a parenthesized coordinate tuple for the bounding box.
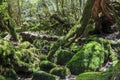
(7, 0, 21, 26)
(7, 1, 18, 41)
(0, 0, 18, 41)
(7, 19, 18, 41)
(47, 0, 95, 61)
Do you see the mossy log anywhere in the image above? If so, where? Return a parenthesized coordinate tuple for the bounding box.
(47, 0, 95, 61)
(20, 31, 60, 42)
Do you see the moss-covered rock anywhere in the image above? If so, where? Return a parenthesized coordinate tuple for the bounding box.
(2, 68, 18, 79)
(67, 41, 105, 75)
(33, 39, 51, 54)
(67, 41, 105, 74)
(0, 39, 40, 78)
(70, 43, 80, 53)
(76, 71, 120, 80)
(67, 40, 118, 75)
(50, 67, 71, 79)
(76, 72, 113, 80)
(14, 42, 40, 73)
(54, 49, 74, 65)
(0, 75, 5, 80)
(0, 39, 15, 68)
(39, 60, 57, 72)
(32, 71, 57, 80)
(76, 72, 102, 80)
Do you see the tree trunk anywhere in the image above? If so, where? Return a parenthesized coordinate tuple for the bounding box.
(17, 0, 21, 26)
(47, 0, 95, 61)
(7, 19, 18, 41)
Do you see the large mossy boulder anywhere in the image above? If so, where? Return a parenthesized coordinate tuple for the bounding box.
(32, 71, 57, 80)
(14, 41, 40, 73)
(54, 49, 74, 65)
(66, 41, 106, 75)
(50, 67, 71, 79)
(0, 39, 40, 78)
(39, 60, 57, 72)
(67, 40, 118, 75)
(2, 68, 18, 79)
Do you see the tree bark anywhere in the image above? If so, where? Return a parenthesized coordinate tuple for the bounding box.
(47, 0, 95, 61)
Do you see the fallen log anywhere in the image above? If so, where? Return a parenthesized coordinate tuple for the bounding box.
(20, 31, 62, 42)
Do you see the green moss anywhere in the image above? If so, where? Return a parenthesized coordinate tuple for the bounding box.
(67, 41, 105, 75)
(113, 61, 120, 70)
(0, 0, 3, 4)
(14, 60, 31, 72)
(99, 63, 120, 80)
(70, 43, 80, 53)
(50, 67, 71, 79)
(101, 72, 120, 80)
(2, 68, 18, 79)
(39, 60, 57, 72)
(0, 39, 15, 68)
(6, 78, 13, 80)
(76, 72, 120, 80)
(67, 40, 118, 75)
(77, 72, 117, 80)
(14, 41, 40, 72)
(18, 41, 34, 49)
(54, 49, 74, 65)
(0, 75, 5, 80)
(108, 61, 120, 73)
(16, 48, 38, 64)
(39, 54, 47, 61)
(32, 71, 56, 80)
(76, 72, 112, 80)
(0, 39, 40, 78)
(33, 39, 51, 54)
(76, 72, 102, 80)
